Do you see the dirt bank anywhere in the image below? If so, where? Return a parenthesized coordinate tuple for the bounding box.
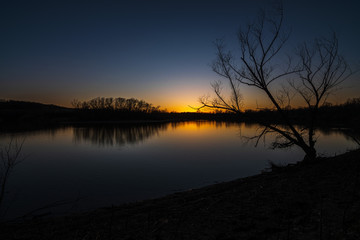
(1, 149, 360, 240)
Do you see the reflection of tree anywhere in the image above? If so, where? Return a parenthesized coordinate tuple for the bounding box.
(72, 123, 169, 147)
(317, 127, 360, 147)
(337, 129, 360, 147)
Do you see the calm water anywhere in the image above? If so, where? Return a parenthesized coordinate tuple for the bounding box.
(0, 121, 357, 219)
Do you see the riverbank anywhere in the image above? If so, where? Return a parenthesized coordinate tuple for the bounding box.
(2, 99, 360, 132)
(1, 149, 360, 239)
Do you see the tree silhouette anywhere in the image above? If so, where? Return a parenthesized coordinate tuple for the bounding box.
(199, 2, 353, 160)
(0, 138, 24, 216)
(71, 97, 161, 113)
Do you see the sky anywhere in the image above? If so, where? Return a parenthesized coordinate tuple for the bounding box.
(1, 0, 359, 112)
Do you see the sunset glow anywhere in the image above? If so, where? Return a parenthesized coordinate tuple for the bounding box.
(1, 1, 360, 236)
(0, 1, 359, 111)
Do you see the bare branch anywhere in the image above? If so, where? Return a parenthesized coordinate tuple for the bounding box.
(201, 1, 353, 161)
(0, 138, 25, 215)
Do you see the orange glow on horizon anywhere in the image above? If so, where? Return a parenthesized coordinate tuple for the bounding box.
(8, 83, 354, 113)
(163, 105, 198, 113)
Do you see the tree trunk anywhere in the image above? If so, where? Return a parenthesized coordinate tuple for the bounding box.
(303, 146, 317, 161)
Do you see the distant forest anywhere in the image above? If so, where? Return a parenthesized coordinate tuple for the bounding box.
(241, 97, 360, 128)
(71, 97, 163, 113)
(0, 97, 359, 131)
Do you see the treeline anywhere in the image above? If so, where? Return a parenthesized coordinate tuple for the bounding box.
(238, 97, 360, 128)
(316, 97, 360, 127)
(333, 97, 360, 108)
(1, 97, 359, 131)
(71, 97, 162, 113)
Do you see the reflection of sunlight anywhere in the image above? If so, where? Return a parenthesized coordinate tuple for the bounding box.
(180, 121, 207, 131)
(172, 121, 232, 132)
(169, 121, 265, 142)
(1, 122, 357, 157)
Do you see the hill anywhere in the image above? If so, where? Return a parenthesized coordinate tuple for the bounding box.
(0, 100, 67, 110)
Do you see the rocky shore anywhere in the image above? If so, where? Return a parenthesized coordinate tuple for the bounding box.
(1, 149, 360, 240)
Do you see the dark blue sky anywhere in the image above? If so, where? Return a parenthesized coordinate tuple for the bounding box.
(1, 0, 359, 111)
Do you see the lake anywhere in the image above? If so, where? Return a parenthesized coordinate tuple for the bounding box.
(0, 121, 357, 219)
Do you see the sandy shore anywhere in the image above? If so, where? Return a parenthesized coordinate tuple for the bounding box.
(1, 149, 360, 239)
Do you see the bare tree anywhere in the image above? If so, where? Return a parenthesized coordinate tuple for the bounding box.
(290, 33, 352, 157)
(200, 2, 352, 160)
(198, 81, 243, 113)
(0, 138, 24, 214)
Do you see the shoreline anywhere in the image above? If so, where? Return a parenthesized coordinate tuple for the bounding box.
(1, 149, 360, 239)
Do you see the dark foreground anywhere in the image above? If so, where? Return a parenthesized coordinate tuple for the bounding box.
(1, 150, 360, 240)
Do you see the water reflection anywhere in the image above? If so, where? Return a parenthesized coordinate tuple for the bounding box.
(2, 122, 359, 150)
(315, 127, 360, 144)
(71, 121, 248, 147)
(328, 128, 360, 147)
(72, 123, 170, 147)
(0, 121, 358, 220)
(70, 122, 360, 149)
(169, 121, 241, 129)
(0, 127, 69, 138)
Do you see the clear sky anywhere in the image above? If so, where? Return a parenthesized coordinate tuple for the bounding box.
(1, 0, 359, 112)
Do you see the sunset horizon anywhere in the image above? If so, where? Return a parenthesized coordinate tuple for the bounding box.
(1, 1, 359, 113)
(2, 1, 360, 238)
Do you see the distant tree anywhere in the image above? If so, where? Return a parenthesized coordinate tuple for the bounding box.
(71, 99, 81, 109)
(344, 97, 360, 106)
(114, 97, 126, 110)
(199, 2, 353, 160)
(104, 97, 114, 110)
